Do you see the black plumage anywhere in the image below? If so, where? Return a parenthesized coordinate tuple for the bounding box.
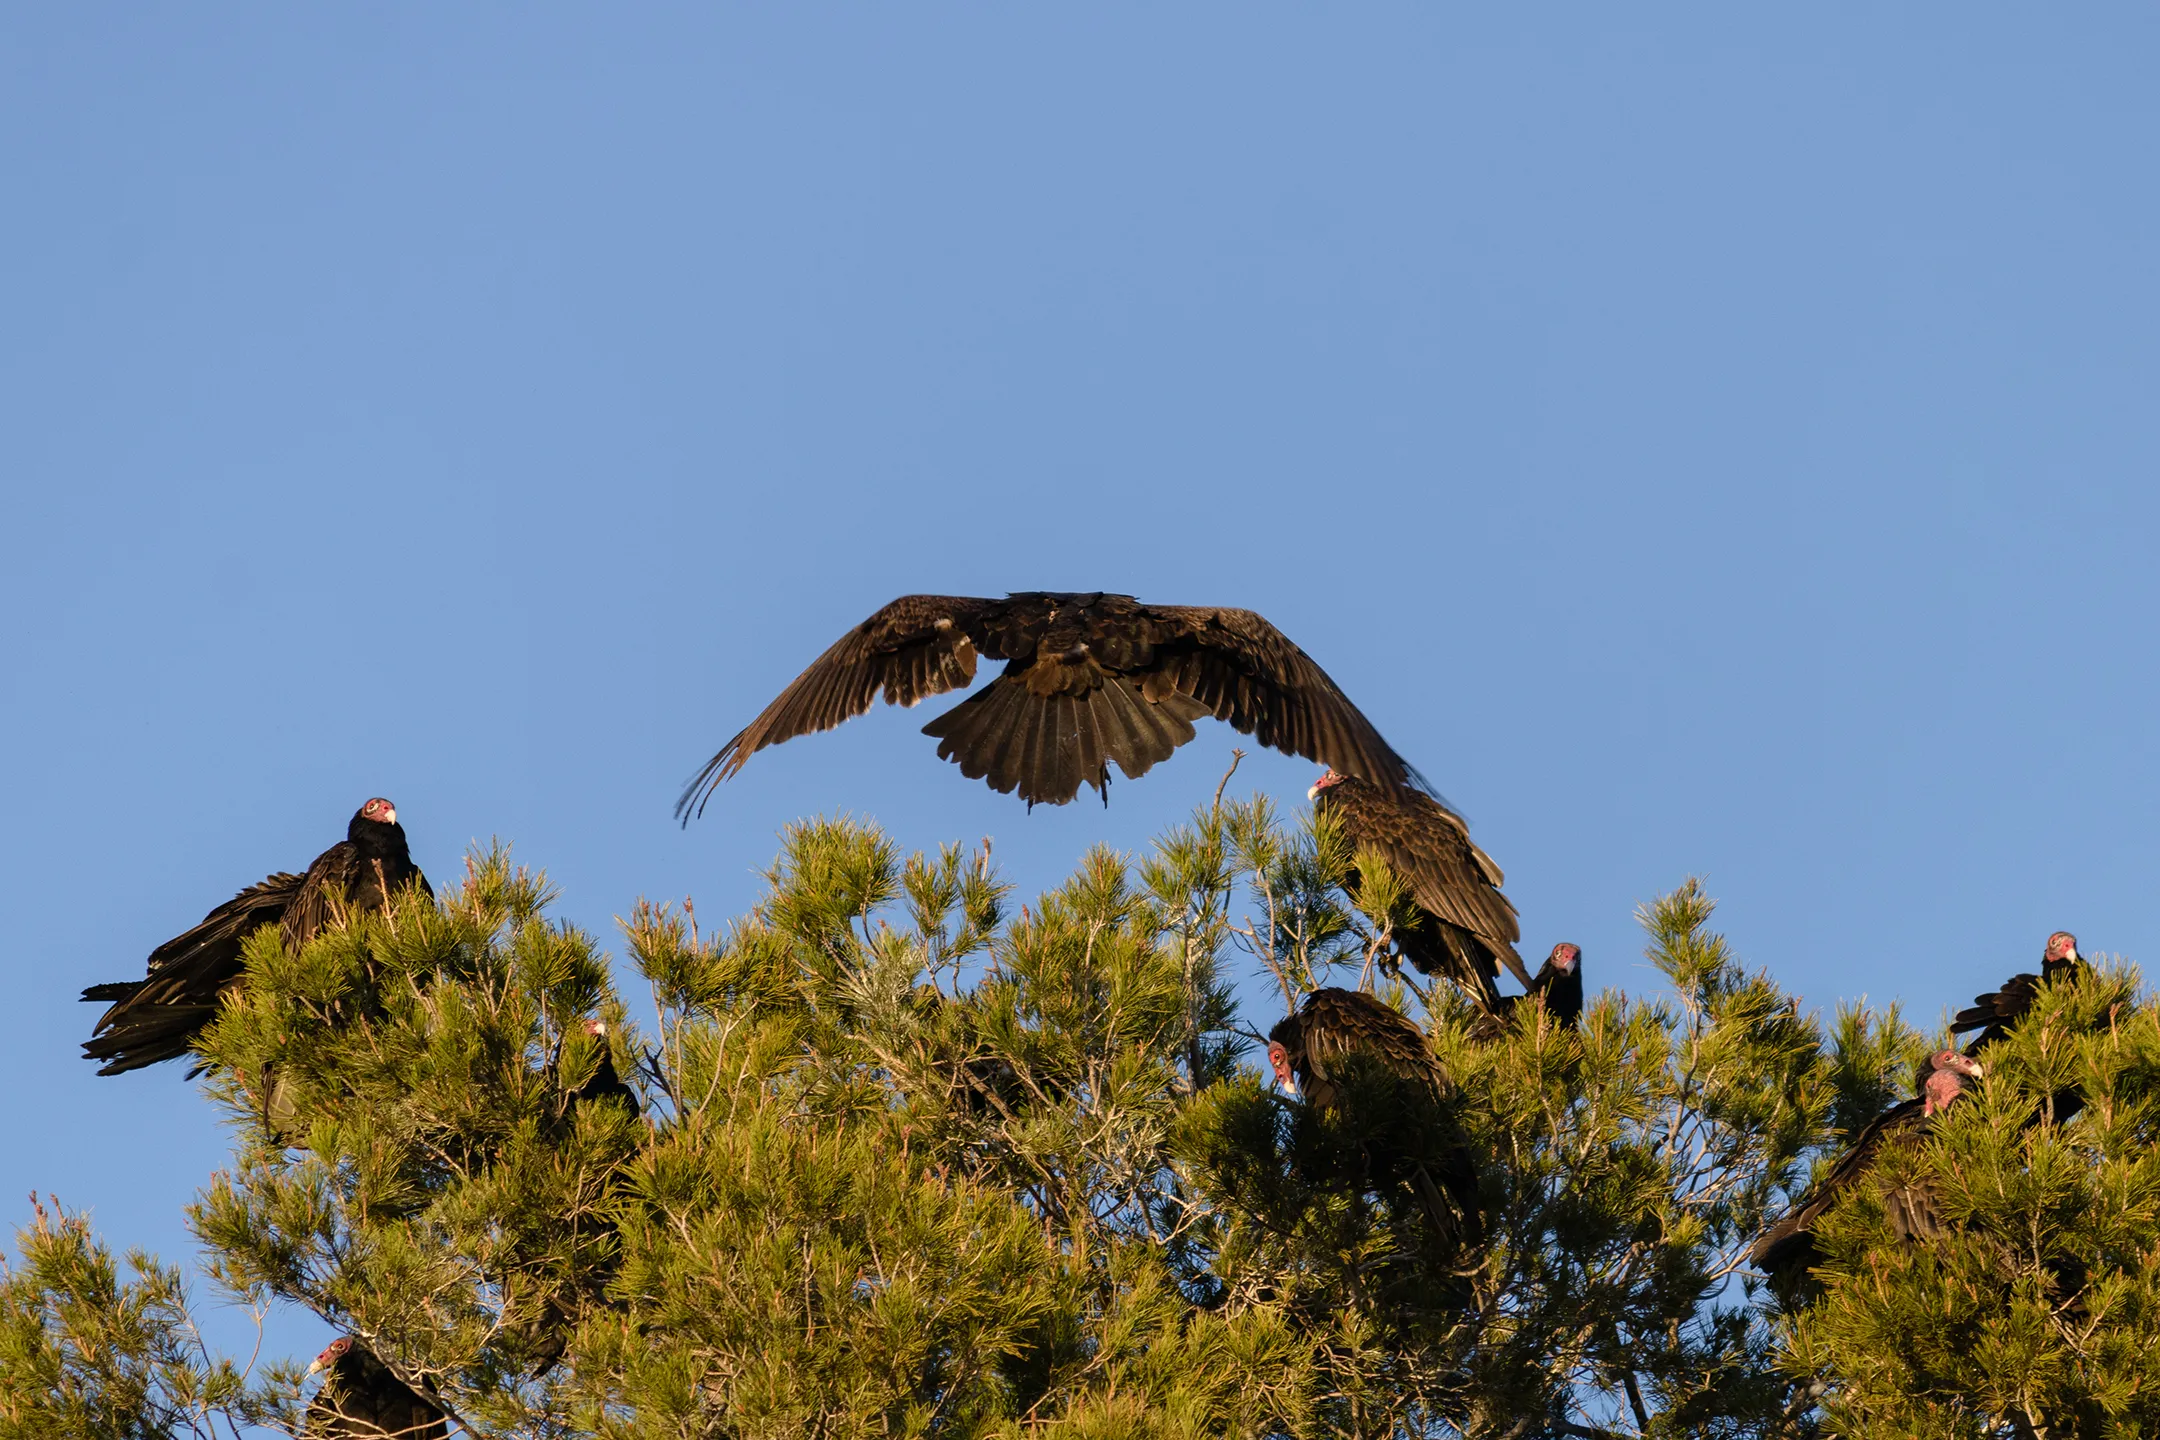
(304, 1337, 447, 1439)
(81, 799, 431, 1076)
(1309, 770, 1528, 1004)
(1952, 931, 2085, 1054)
(1267, 987, 1482, 1244)
(679, 592, 1430, 816)
(1750, 1049, 1984, 1283)
(1474, 943, 1584, 1038)
(567, 1018, 641, 1117)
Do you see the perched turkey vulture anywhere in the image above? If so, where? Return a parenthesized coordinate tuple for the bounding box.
(1308, 771, 1528, 1003)
(81, 799, 431, 1076)
(1267, 987, 1481, 1243)
(1750, 1049, 1984, 1283)
(304, 1337, 447, 1439)
(1472, 943, 1584, 1038)
(678, 592, 1430, 817)
(1953, 931, 2085, 1054)
(567, 1018, 640, 1117)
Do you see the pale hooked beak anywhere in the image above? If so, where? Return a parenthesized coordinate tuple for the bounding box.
(305, 1356, 327, 1378)
(380, 804, 398, 825)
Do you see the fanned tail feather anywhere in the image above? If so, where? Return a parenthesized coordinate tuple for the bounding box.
(924, 675, 1208, 806)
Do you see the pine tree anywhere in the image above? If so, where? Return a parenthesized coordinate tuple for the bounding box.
(8, 792, 2155, 1437)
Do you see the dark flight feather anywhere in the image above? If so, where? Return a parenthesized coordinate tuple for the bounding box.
(678, 592, 1428, 817)
(82, 801, 429, 1077)
(1751, 1050, 1983, 1284)
(1312, 772, 1527, 1000)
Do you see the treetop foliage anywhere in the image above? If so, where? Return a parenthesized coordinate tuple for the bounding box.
(12, 795, 2154, 1438)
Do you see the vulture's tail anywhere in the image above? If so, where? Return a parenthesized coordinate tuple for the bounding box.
(923, 673, 1207, 807)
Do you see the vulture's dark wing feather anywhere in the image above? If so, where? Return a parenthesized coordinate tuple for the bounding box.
(1750, 1098, 1928, 1274)
(1295, 987, 1443, 1090)
(1951, 971, 2048, 1052)
(1139, 606, 1428, 796)
(281, 842, 362, 951)
(1320, 776, 1526, 992)
(677, 594, 1001, 819)
(279, 837, 431, 953)
(80, 873, 306, 1076)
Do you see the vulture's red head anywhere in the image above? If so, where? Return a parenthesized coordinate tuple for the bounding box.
(584, 1017, 609, 1038)
(1266, 1039, 1299, 1096)
(307, 1336, 354, 1376)
(1306, 770, 1346, 801)
(357, 797, 398, 827)
(1549, 943, 1581, 974)
(1922, 1049, 1984, 1117)
(2044, 931, 2079, 965)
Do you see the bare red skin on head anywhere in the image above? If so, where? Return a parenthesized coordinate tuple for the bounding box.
(584, 1018, 607, 1038)
(1267, 1041, 1298, 1094)
(1306, 770, 1345, 800)
(1550, 943, 1580, 973)
(359, 798, 397, 825)
(313, 1336, 353, 1369)
(1923, 1050, 1983, 1116)
(2045, 931, 2079, 963)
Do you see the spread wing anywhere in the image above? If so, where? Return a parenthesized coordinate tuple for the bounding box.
(1138, 606, 1428, 796)
(677, 594, 1003, 820)
(80, 872, 306, 1075)
(1321, 776, 1525, 987)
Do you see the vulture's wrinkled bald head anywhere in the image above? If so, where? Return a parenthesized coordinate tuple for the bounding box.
(1923, 1049, 1984, 1116)
(358, 797, 398, 826)
(307, 1336, 354, 1376)
(1549, 943, 1580, 973)
(2045, 931, 2079, 964)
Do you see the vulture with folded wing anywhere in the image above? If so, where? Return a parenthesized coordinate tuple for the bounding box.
(81, 798, 431, 1076)
(304, 1337, 447, 1439)
(1308, 770, 1528, 1004)
(1267, 986, 1482, 1244)
(1472, 943, 1585, 1038)
(1953, 931, 2085, 1054)
(1952, 929, 2087, 1123)
(679, 593, 1429, 815)
(1750, 1049, 1984, 1286)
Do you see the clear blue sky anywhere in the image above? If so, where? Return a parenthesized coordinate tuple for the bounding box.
(4, 5, 2156, 1372)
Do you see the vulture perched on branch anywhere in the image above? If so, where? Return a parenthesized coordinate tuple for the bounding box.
(678, 592, 1430, 816)
(1308, 770, 1528, 1003)
(1472, 944, 1585, 1037)
(1951, 929, 2089, 1123)
(1953, 931, 2085, 1054)
(1750, 1049, 1984, 1285)
(304, 1337, 447, 1439)
(80, 799, 431, 1076)
(1267, 987, 1482, 1244)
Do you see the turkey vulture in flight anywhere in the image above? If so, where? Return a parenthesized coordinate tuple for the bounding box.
(304, 1337, 448, 1439)
(677, 592, 1430, 816)
(1267, 987, 1482, 1243)
(81, 799, 431, 1076)
(1750, 1049, 1984, 1282)
(1308, 771, 1529, 1003)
